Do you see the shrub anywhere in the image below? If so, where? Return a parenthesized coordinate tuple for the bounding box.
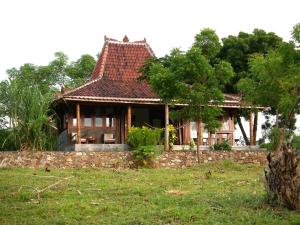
(127, 126, 163, 148)
(189, 139, 195, 150)
(259, 142, 272, 150)
(132, 145, 162, 163)
(167, 124, 177, 150)
(0, 129, 18, 151)
(292, 135, 300, 150)
(212, 140, 231, 151)
(127, 127, 163, 166)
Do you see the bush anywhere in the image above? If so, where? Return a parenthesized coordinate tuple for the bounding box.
(127, 126, 163, 148)
(292, 135, 300, 150)
(0, 129, 18, 151)
(211, 140, 231, 151)
(127, 127, 163, 165)
(259, 142, 272, 150)
(167, 124, 177, 150)
(132, 145, 162, 162)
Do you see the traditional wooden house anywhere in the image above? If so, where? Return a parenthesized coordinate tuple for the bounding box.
(53, 35, 254, 151)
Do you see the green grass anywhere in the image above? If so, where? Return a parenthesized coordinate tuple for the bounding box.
(1, 161, 300, 225)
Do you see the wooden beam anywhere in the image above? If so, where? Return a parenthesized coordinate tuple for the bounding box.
(197, 119, 203, 146)
(126, 105, 132, 140)
(76, 103, 81, 144)
(164, 104, 169, 151)
(208, 132, 211, 146)
(249, 110, 254, 146)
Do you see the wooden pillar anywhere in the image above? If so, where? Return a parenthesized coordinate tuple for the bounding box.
(164, 104, 169, 151)
(207, 132, 212, 146)
(183, 120, 191, 145)
(125, 105, 132, 141)
(127, 105, 131, 132)
(197, 119, 203, 146)
(76, 103, 81, 144)
(249, 110, 254, 146)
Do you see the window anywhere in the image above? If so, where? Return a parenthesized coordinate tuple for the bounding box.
(84, 118, 92, 127)
(73, 118, 77, 127)
(106, 117, 114, 128)
(95, 117, 103, 127)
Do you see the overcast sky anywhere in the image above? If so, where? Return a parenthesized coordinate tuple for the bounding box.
(0, 0, 300, 138)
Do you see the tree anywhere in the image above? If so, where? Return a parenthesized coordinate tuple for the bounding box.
(237, 23, 300, 210)
(0, 52, 96, 150)
(219, 29, 283, 145)
(141, 29, 233, 162)
(65, 54, 96, 88)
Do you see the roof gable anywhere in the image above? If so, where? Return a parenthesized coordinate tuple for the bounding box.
(91, 35, 155, 80)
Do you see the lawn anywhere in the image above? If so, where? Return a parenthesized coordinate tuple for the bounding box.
(1, 161, 300, 225)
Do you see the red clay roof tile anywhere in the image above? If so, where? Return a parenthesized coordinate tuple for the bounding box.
(65, 36, 157, 99)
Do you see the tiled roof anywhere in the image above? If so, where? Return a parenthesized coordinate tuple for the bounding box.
(57, 35, 246, 108)
(91, 35, 154, 80)
(61, 35, 157, 101)
(64, 78, 157, 99)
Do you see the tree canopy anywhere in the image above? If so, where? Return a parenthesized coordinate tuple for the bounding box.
(237, 23, 300, 151)
(0, 52, 96, 150)
(141, 28, 234, 132)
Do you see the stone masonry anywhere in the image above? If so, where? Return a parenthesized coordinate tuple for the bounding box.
(0, 150, 268, 169)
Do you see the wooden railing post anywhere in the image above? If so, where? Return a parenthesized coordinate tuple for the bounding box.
(76, 103, 81, 144)
(164, 104, 169, 151)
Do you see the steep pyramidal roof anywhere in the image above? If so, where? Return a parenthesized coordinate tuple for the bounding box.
(63, 35, 157, 101)
(90, 35, 155, 80)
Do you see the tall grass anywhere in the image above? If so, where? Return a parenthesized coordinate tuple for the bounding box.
(4, 80, 57, 151)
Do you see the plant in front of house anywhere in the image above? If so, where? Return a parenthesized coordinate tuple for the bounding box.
(127, 126, 163, 167)
(167, 124, 177, 150)
(211, 140, 231, 151)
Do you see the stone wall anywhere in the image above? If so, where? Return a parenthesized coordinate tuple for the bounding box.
(0, 150, 268, 169)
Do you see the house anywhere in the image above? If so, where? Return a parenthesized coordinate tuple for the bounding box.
(53, 35, 255, 151)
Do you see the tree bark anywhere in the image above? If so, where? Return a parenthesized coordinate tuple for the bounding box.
(236, 115, 250, 145)
(164, 104, 169, 151)
(265, 147, 300, 211)
(196, 119, 202, 164)
(253, 111, 258, 145)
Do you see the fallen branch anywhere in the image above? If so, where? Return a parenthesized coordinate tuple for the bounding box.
(33, 176, 74, 200)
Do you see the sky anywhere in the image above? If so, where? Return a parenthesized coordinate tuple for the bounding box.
(0, 0, 300, 139)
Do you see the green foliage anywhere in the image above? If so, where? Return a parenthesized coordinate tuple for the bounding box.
(2, 80, 57, 151)
(189, 139, 195, 150)
(65, 54, 96, 88)
(211, 140, 232, 151)
(0, 52, 96, 151)
(127, 126, 163, 148)
(238, 41, 300, 131)
(194, 28, 221, 61)
(167, 124, 177, 150)
(292, 135, 300, 150)
(132, 145, 162, 162)
(259, 143, 272, 150)
(0, 129, 17, 151)
(127, 127, 163, 164)
(292, 23, 300, 45)
(141, 29, 234, 137)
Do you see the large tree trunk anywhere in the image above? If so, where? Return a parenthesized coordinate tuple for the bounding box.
(265, 144, 300, 211)
(253, 111, 258, 145)
(265, 96, 300, 211)
(236, 115, 250, 145)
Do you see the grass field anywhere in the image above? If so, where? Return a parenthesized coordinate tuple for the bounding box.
(1, 161, 300, 225)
